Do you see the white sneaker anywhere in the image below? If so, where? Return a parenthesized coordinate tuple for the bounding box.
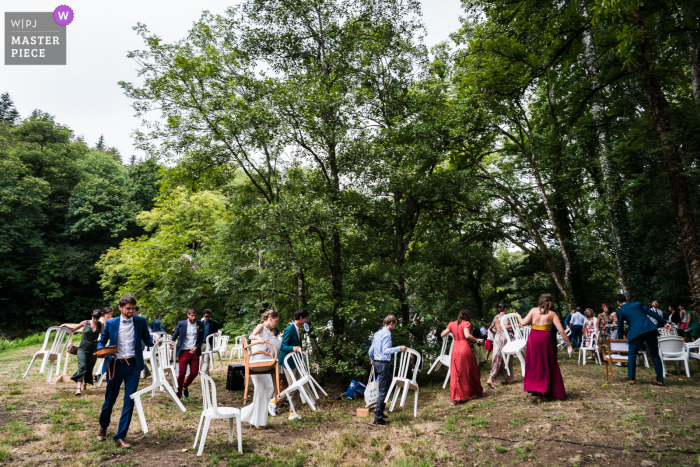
(288, 412, 302, 421)
(268, 403, 277, 417)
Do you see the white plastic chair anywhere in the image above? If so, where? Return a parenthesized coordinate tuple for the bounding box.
(23, 326, 73, 383)
(499, 313, 527, 377)
(200, 332, 223, 371)
(385, 348, 421, 417)
(130, 341, 186, 434)
(426, 333, 453, 389)
(193, 373, 242, 456)
(658, 336, 690, 377)
(157, 339, 179, 393)
(578, 331, 601, 365)
(278, 351, 328, 414)
(557, 327, 571, 350)
(658, 325, 679, 337)
(685, 338, 700, 370)
(229, 335, 244, 360)
(216, 335, 229, 363)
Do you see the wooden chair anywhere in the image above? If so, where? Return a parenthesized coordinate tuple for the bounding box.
(242, 336, 280, 404)
(601, 339, 649, 383)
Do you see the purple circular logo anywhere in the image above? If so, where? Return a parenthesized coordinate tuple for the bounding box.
(53, 5, 74, 26)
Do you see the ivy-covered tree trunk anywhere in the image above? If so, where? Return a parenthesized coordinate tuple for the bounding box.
(634, 7, 700, 301)
(581, 20, 645, 300)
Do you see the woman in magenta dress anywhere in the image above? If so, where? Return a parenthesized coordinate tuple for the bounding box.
(518, 294, 573, 402)
(440, 309, 485, 405)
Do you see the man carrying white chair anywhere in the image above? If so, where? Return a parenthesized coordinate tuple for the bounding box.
(96, 295, 161, 449)
(368, 315, 407, 426)
(200, 309, 219, 376)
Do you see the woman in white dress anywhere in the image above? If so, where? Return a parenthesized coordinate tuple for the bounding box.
(241, 310, 279, 428)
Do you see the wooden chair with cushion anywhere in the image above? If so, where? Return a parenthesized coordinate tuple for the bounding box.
(601, 338, 648, 383)
(242, 336, 280, 404)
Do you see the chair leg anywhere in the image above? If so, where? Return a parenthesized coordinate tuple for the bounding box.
(389, 385, 401, 412)
(236, 416, 242, 453)
(384, 380, 397, 404)
(516, 351, 526, 378)
(288, 394, 297, 415)
(228, 418, 233, 444)
(243, 367, 249, 403)
(217, 352, 223, 369)
(400, 382, 410, 408)
(133, 396, 149, 434)
(503, 355, 511, 376)
(193, 414, 204, 449)
(46, 361, 54, 383)
(684, 359, 690, 378)
(23, 354, 39, 378)
(55, 355, 61, 376)
(443, 368, 450, 389)
(39, 354, 50, 374)
(413, 386, 419, 418)
(197, 417, 212, 456)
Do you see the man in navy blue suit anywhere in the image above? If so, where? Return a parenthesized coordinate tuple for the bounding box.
(615, 294, 672, 386)
(96, 296, 160, 448)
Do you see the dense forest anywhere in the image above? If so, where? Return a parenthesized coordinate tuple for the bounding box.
(2, 0, 700, 378)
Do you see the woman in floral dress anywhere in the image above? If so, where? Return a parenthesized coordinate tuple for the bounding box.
(581, 309, 597, 349)
(487, 303, 514, 388)
(598, 304, 615, 358)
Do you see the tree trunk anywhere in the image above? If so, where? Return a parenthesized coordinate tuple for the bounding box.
(328, 144, 344, 337)
(634, 8, 700, 300)
(581, 18, 645, 300)
(688, 30, 700, 108)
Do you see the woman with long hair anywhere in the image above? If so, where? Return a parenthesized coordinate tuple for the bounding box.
(486, 303, 514, 389)
(241, 310, 280, 428)
(440, 308, 484, 405)
(64, 309, 104, 396)
(598, 304, 615, 355)
(518, 293, 572, 402)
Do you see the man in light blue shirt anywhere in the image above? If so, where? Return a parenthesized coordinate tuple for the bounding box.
(369, 315, 406, 425)
(569, 308, 585, 349)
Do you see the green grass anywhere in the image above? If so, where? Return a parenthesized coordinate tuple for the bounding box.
(0, 447, 11, 463)
(494, 444, 507, 453)
(370, 449, 382, 461)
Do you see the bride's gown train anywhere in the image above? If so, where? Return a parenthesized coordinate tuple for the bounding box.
(241, 327, 275, 427)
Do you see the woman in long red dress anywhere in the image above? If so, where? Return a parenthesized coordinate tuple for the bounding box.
(518, 293, 573, 402)
(440, 309, 485, 405)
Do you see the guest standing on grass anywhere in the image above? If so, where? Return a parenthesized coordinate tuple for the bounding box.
(518, 293, 572, 402)
(614, 294, 671, 386)
(97, 296, 160, 449)
(64, 309, 104, 396)
(569, 308, 585, 350)
(486, 304, 514, 388)
(440, 309, 484, 405)
(171, 307, 204, 399)
(598, 304, 615, 353)
(369, 315, 407, 425)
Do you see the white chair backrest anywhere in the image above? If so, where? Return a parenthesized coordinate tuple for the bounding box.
(235, 336, 243, 347)
(207, 333, 218, 350)
(440, 333, 454, 358)
(610, 341, 628, 353)
(200, 373, 223, 417)
(42, 326, 71, 355)
(395, 348, 422, 384)
(219, 335, 229, 352)
(659, 336, 685, 354)
(499, 313, 525, 343)
(151, 331, 169, 341)
(522, 326, 532, 340)
(151, 342, 166, 386)
(284, 351, 312, 380)
(659, 325, 678, 337)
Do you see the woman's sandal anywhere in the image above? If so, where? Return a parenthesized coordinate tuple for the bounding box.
(450, 401, 456, 406)
(75, 388, 82, 396)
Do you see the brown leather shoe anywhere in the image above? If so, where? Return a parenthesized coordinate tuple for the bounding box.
(96, 427, 106, 441)
(115, 439, 131, 449)
(627, 380, 636, 385)
(652, 381, 665, 386)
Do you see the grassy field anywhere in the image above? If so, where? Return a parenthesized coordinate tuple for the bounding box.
(1, 344, 699, 467)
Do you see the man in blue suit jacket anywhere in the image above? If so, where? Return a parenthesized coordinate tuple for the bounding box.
(277, 309, 313, 420)
(615, 294, 672, 385)
(96, 296, 159, 448)
(171, 308, 204, 399)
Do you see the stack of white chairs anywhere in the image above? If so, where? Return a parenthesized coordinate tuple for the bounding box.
(385, 348, 421, 417)
(229, 335, 244, 360)
(193, 373, 242, 456)
(279, 351, 327, 414)
(130, 341, 186, 434)
(499, 313, 528, 377)
(658, 325, 679, 337)
(658, 335, 690, 377)
(23, 326, 73, 383)
(426, 333, 453, 389)
(201, 331, 223, 371)
(578, 331, 601, 365)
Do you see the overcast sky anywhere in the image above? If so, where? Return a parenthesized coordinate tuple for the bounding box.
(3, 0, 463, 161)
